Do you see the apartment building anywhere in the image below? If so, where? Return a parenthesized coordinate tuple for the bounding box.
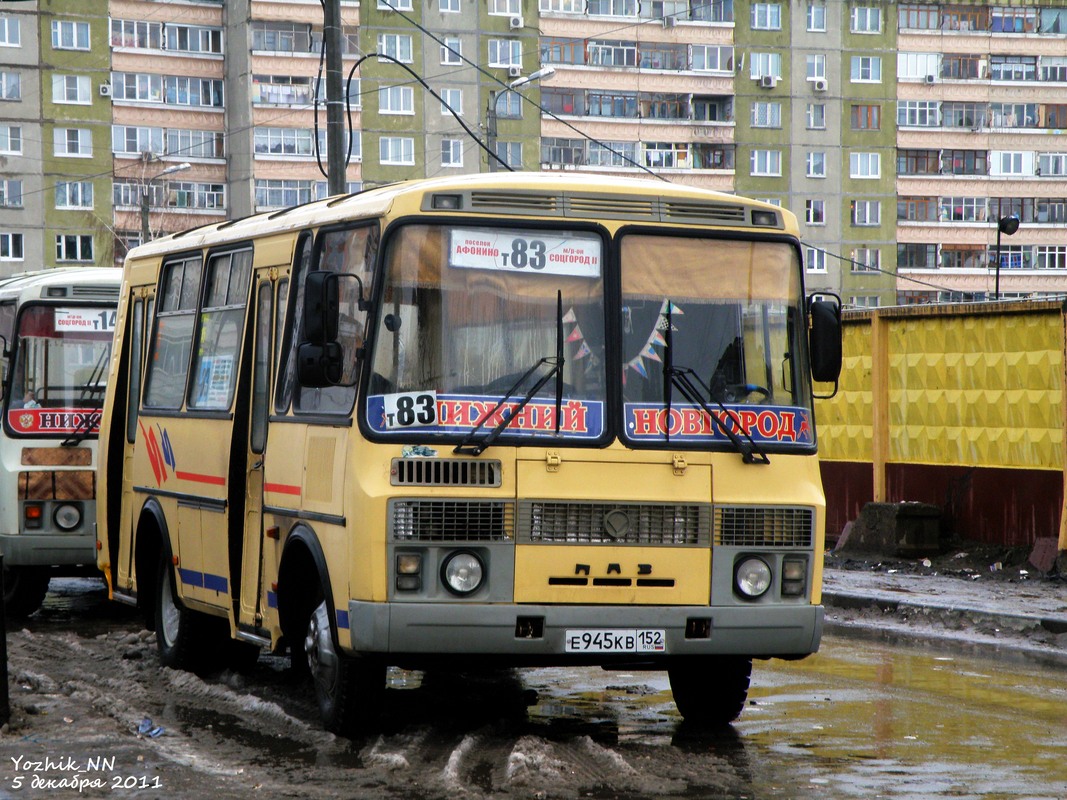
(895, 3, 1067, 302)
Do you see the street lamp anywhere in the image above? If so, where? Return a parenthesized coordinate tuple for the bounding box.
(993, 214, 1020, 300)
(141, 162, 191, 243)
(486, 66, 556, 171)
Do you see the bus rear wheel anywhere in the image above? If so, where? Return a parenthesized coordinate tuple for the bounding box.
(668, 656, 752, 725)
(2, 565, 50, 618)
(305, 599, 384, 736)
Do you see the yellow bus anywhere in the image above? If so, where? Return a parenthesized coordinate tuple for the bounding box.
(0, 268, 120, 616)
(97, 173, 841, 734)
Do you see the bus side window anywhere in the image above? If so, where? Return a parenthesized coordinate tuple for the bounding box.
(188, 249, 252, 411)
(251, 282, 272, 453)
(125, 299, 143, 443)
(275, 235, 310, 414)
(144, 256, 202, 409)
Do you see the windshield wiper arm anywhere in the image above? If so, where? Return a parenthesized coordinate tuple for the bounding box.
(662, 303, 769, 465)
(453, 291, 566, 457)
(62, 342, 111, 447)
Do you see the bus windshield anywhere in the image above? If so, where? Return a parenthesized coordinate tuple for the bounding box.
(5, 304, 115, 437)
(366, 223, 607, 443)
(365, 224, 813, 451)
(620, 234, 814, 450)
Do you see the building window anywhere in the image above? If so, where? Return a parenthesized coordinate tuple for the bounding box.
(167, 24, 222, 54)
(851, 200, 881, 226)
(751, 3, 781, 30)
(806, 151, 826, 177)
(852, 248, 880, 272)
(440, 0, 461, 11)
(379, 85, 414, 114)
(52, 75, 91, 104)
(169, 129, 225, 159)
(897, 197, 938, 222)
(0, 233, 23, 261)
(52, 20, 90, 50)
(990, 151, 1029, 176)
(849, 296, 880, 309)
(0, 16, 20, 47)
(896, 102, 938, 129)
(898, 243, 938, 268)
(807, 4, 826, 31)
(56, 181, 94, 209)
(851, 56, 882, 83)
(489, 39, 522, 67)
(441, 139, 463, 167)
(491, 0, 522, 13)
(1036, 246, 1067, 269)
(898, 4, 938, 30)
(111, 19, 162, 49)
(805, 199, 825, 224)
(441, 36, 462, 65)
(440, 88, 462, 116)
(850, 6, 881, 33)
(806, 55, 826, 80)
(0, 71, 20, 101)
(850, 152, 881, 179)
(495, 141, 522, 168)
(0, 125, 20, 153)
(941, 150, 987, 176)
(749, 52, 782, 80)
(541, 0, 584, 11)
(691, 45, 733, 72)
(380, 136, 415, 165)
(378, 34, 413, 63)
(254, 127, 319, 156)
(898, 52, 940, 81)
(111, 126, 163, 157)
(806, 103, 825, 130)
(806, 247, 827, 272)
(254, 179, 321, 209)
(55, 128, 92, 157)
(378, 0, 414, 9)
(750, 149, 782, 176)
(55, 234, 94, 262)
(0, 179, 22, 208)
(851, 104, 881, 131)
(940, 197, 986, 223)
(587, 0, 638, 15)
(751, 101, 781, 128)
(164, 77, 224, 108)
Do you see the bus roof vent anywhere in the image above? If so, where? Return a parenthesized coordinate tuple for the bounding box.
(391, 457, 502, 488)
(665, 200, 747, 224)
(70, 284, 121, 300)
(468, 191, 561, 215)
(566, 195, 657, 220)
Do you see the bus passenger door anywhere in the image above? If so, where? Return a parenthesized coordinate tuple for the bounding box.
(237, 281, 273, 631)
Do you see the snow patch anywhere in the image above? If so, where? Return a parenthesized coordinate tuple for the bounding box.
(505, 736, 566, 786)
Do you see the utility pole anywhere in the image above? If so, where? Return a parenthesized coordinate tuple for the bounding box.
(323, 0, 346, 195)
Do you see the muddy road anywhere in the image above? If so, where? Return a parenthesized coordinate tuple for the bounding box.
(0, 578, 1065, 799)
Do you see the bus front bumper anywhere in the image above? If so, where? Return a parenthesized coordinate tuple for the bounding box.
(345, 600, 823, 660)
(0, 533, 96, 567)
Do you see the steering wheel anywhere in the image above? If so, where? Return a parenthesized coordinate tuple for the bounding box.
(722, 383, 770, 403)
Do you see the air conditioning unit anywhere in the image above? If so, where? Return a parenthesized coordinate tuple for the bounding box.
(99, 83, 112, 97)
(813, 78, 828, 92)
(509, 15, 524, 29)
(507, 65, 523, 78)
(758, 75, 776, 89)
(924, 74, 936, 84)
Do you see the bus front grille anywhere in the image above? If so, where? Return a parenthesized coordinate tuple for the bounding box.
(715, 506, 815, 548)
(389, 499, 513, 541)
(391, 458, 501, 487)
(518, 501, 711, 546)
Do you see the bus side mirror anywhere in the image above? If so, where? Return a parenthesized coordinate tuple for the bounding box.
(297, 340, 343, 386)
(808, 294, 842, 398)
(302, 271, 339, 345)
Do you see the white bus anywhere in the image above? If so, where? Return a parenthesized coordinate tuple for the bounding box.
(0, 268, 120, 616)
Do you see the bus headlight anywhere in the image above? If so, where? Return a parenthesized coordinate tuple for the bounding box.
(735, 557, 772, 599)
(441, 551, 484, 596)
(54, 503, 82, 531)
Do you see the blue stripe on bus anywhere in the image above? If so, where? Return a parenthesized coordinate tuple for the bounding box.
(336, 609, 350, 630)
(178, 568, 228, 594)
(266, 591, 278, 609)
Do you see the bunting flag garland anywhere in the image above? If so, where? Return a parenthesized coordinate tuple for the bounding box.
(624, 300, 684, 380)
(574, 341, 591, 360)
(562, 308, 577, 324)
(567, 325, 584, 343)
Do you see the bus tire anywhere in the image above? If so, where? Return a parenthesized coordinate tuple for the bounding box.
(155, 557, 209, 672)
(668, 656, 752, 725)
(305, 599, 384, 736)
(2, 565, 50, 618)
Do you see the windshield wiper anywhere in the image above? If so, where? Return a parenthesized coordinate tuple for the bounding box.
(662, 303, 769, 465)
(453, 291, 566, 457)
(61, 343, 110, 447)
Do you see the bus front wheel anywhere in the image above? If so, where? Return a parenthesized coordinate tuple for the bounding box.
(305, 599, 384, 736)
(155, 558, 208, 671)
(2, 565, 50, 618)
(668, 656, 752, 725)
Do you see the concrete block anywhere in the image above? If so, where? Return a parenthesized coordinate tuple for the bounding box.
(1028, 537, 1059, 574)
(834, 501, 942, 558)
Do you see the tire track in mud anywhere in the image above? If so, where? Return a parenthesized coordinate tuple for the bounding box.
(0, 585, 753, 800)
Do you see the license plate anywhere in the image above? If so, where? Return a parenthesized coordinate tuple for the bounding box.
(564, 629, 666, 653)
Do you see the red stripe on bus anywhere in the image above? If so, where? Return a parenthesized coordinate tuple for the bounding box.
(175, 471, 226, 486)
(264, 483, 301, 496)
